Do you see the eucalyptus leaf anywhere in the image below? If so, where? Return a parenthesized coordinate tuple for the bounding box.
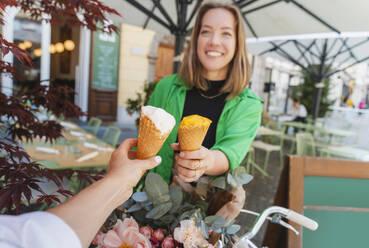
(152, 194, 170, 207)
(126, 203, 143, 213)
(145, 202, 172, 220)
(169, 186, 183, 213)
(179, 210, 197, 221)
(121, 198, 134, 209)
(224, 219, 235, 227)
(227, 173, 239, 188)
(233, 166, 246, 176)
(211, 176, 226, 189)
(160, 214, 175, 224)
(145, 173, 169, 205)
(237, 173, 253, 185)
(200, 220, 209, 239)
(143, 201, 153, 211)
(226, 224, 241, 235)
(211, 216, 226, 229)
(132, 192, 148, 202)
(213, 227, 222, 234)
(204, 215, 218, 225)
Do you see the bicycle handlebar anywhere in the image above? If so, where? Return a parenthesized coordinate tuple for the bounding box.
(238, 206, 318, 242)
(286, 209, 318, 231)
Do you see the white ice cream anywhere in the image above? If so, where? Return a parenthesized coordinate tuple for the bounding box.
(141, 106, 175, 135)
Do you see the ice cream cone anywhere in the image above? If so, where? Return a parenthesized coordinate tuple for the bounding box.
(178, 115, 212, 151)
(136, 106, 175, 159)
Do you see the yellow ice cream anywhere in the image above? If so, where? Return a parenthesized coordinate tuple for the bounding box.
(179, 115, 212, 128)
(178, 115, 212, 151)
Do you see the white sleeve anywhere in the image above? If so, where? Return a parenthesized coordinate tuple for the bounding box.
(0, 211, 82, 248)
(300, 105, 308, 117)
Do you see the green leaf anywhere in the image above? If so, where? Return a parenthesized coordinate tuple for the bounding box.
(132, 192, 148, 202)
(145, 202, 172, 219)
(145, 173, 169, 206)
(122, 198, 134, 209)
(169, 186, 183, 213)
(160, 214, 175, 224)
(226, 224, 241, 235)
(126, 203, 143, 213)
(227, 173, 239, 187)
(224, 219, 235, 227)
(211, 216, 226, 229)
(211, 177, 226, 189)
(200, 220, 209, 239)
(152, 194, 171, 206)
(237, 173, 253, 185)
(204, 215, 218, 225)
(179, 209, 198, 221)
(143, 201, 153, 211)
(232, 167, 253, 185)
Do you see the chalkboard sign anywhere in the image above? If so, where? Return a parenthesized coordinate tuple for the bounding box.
(92, 23, 120, 89)
(288, 156, 369, 248)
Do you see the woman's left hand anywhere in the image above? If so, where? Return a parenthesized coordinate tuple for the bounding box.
(171, 143, 214, 182)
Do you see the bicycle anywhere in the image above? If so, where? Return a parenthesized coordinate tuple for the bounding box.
(217, 206, 319, 248)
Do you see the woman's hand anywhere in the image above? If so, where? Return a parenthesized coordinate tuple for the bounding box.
(171, 143, 214, 182)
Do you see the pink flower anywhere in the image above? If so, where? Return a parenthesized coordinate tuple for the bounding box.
(173, 219, 211, 248)
(161, 235, 175, 248)
(139, 226, 153, 240)
(153, 228, 165, 241)
(100, 217, 151, 248)
(150, 237, 160, 247)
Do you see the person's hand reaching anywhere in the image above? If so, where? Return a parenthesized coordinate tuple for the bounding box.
(106, 138, 161, 206)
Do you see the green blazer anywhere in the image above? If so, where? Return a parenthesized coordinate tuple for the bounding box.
(147, 74, 263, 183)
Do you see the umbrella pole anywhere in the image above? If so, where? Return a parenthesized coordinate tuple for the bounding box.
(312, 84, 324, 120)
(284, 74, 292, 114)
(173, 33, 185, 73)
(312, 39, 328, 120)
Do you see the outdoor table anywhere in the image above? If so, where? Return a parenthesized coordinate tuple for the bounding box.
(317, 127, 356, 145)
(281, 121, 316, 134)
(320, 146, 369, 162)
(21, 121, 114, 169)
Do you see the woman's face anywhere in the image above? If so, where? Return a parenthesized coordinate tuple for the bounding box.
(197, 8, 236, 80)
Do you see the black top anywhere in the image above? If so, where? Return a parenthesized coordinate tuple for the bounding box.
(181, 80, 229, 148)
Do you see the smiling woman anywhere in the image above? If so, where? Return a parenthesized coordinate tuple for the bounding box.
(144, 2, 263, 185)
(197, 8, 236, 81)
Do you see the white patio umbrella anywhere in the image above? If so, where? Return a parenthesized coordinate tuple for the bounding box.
(104, 0, 369, 39)
(102, 0, 369, 118)
(247, 32, 369, 118)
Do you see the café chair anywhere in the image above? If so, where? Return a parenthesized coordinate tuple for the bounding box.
(84, 117, 102, 136)
(296, 132, 317, 157)
(102, 126, 122, 147)
(242, 146, 269, 177)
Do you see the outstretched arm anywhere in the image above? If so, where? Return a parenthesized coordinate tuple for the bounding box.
(48, 138, 161, 248)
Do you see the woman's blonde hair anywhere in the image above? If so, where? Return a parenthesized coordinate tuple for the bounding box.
(179, 1, 250, 99)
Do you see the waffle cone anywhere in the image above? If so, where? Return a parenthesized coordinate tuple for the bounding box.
(137, 115, 171, 159)
(178, 125, 210, 151)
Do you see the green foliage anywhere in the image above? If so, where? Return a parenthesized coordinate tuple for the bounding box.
(145, 172, 170, 207)
(226, 166, 253, 188)
(122, 170, 252, 234)
(125, 80, 158, 126)
(291, 65, 335, 117)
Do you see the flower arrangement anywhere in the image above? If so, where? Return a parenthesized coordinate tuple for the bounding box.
(92, 166, 253, 248)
